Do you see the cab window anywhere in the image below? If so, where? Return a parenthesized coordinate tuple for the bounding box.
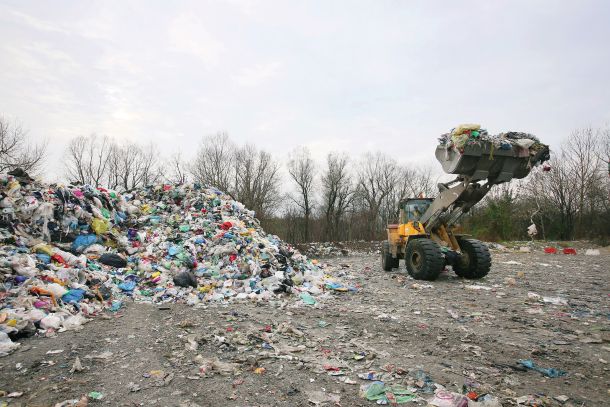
(404, 200, 431, 221)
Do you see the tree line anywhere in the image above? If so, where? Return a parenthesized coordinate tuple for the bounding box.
(1, 115, 608, 243)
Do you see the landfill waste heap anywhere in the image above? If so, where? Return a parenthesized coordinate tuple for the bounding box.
(0, 172, 350, 356)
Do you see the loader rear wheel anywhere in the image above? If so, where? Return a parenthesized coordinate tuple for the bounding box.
(381, 241, 399, 271)
(453, 238, 491, 279)
(405, 239, 443, 281)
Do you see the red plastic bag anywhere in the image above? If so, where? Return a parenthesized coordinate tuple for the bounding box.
(544, 247, 557, 254)
(563, 248, 577, 255)
(51, 253, 68, 266)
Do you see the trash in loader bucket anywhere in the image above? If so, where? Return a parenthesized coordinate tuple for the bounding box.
(436, 124, 550, 183)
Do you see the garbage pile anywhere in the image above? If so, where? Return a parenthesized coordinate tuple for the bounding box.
(297, 241, 381, 258)
(297, 242, 350, 257)
(0, 171, 344, 356)
(438, 123, 550, 163)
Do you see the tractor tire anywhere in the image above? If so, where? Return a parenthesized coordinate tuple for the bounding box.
(381, 241, 399, 271)
(453, 238, 491, 279)
(405, 238, 443, 281)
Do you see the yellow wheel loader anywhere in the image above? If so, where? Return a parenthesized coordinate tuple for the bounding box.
(382, 130, 550, 280)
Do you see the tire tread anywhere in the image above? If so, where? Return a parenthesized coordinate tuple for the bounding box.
(405, 239, 443, 281)
(454, 238, 491, 279)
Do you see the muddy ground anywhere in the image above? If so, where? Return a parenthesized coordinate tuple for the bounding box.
(1, 249, 608, 407)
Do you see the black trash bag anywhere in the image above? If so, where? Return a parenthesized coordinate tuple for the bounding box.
(173, 271, 198, 288)
(8, 168, 34, 184)
(8, 320, 36, 340)
(260, 264, 272, 278)
(279, 247, 293, 259)
(99, 253, 127, 268)
(273, 273, 294, 294)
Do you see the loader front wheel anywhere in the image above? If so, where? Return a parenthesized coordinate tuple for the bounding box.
(381, 241, 399, 271)
(405, 239, 443, 281)
(453, 238, 491, 279)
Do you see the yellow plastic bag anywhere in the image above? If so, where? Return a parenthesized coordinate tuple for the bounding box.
(198, 284, 214, 293)
(451, 134, 470, 149)
(33, 243, 54, 256)
(451, 123, 480, 136)
(91, 218, 109, 235)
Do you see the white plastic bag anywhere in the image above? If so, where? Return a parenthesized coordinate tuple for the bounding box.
(527, 223, 538, 237)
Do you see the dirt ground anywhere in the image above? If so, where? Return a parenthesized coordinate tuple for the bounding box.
(1, 249, 608, 407)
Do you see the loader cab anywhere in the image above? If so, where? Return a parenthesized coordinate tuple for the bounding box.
(399, 198, 433, 223)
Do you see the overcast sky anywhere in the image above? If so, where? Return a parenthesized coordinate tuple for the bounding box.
(1, 0, 609, 181)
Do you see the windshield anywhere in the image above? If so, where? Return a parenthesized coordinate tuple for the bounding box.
(403, 199, 431, 221)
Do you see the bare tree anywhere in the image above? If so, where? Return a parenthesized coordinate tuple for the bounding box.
(356, 152, 399, 239)
(109, 142, 163, 191)
(0, 116, 47, 174)
(526, 148, 578, 239)
(189, 133, 282, 219)
(564, 129, 604, 234)
(65, 135, 163, 191)
(596, 127, 610, 206)
(190, 132, 234, 193)
(320, 153, 353, 241)
(600, 127, 610, 169)
(406, 166, 437, 198)
(64, 134, 114, 187)
(168, 151, 188, 184)
(233, 144, 282, 219)
(281, 203, 305, 243)
(287, 147, 316, 241)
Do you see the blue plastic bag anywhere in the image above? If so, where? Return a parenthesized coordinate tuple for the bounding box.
(62, 289, 86, 303)
(110, 300, 123, 312)
(72, 234, 98, 252)
(118, 280, 137, 292)
(518, 359, 566, 377)
(36, 253, 51, 264)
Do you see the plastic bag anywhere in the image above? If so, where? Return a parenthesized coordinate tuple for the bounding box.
(40, 314, 62, 329)
(46, 283, 69, 298)
(91, 218, 109, 235)
(527, 223, 537, 237)
(428, 390, 469, 407)
(62, 289, 86, 303)
(0, 332, 19, 356)
(72, 234, 98, 252)
(360, 381, 416, 404)
(452, 123, 481, 135)
(299, 292, 316, 305)
(118, 280, 136, 292)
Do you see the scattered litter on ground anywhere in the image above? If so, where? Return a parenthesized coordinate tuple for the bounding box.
(0, 176, 606, 406)
(518, 359, 567, 378)
(359, 381, 417, 404)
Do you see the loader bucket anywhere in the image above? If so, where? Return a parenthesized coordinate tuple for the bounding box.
(435, 141, 549, 183)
